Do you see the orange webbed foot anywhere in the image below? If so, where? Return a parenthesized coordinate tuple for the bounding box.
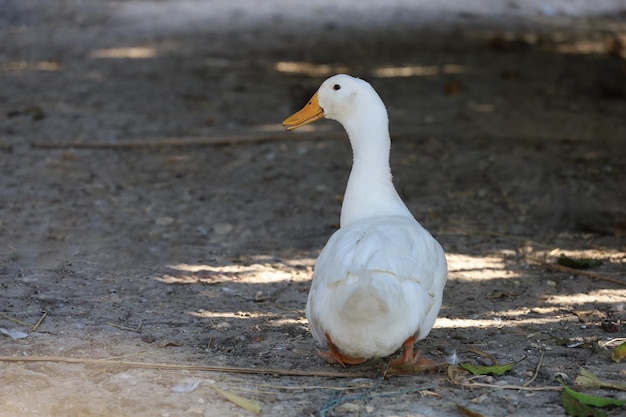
(386, 336, 446, 376)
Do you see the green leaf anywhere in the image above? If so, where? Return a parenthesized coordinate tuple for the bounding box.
(611, 342, 626, 363)
(459, 362, 514, 376)
(557, 254, 602, 269)
(562, 390, 607, 417)
(559, 379, 626, 407)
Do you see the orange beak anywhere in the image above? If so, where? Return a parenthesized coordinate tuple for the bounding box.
(282, 92, 324, 131)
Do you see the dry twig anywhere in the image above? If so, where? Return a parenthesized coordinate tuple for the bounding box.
(0, 311, 48, 331)
(254, 381, 375, 392)
(31, 311, 48, 331)
(523, 350, 543, 387)
(29, 131, 420, 150)
(0, 312, 32, 328)
(447, 365, 559, 392)
(105, 321, 142, 332)
(598, 338, 626, 349)
(466, 346, 499, 365)
(438, 228, 552, 248)
(30, 132, 348, 150)
(535, 260, 625, 287)
(0, 355, 370, 378)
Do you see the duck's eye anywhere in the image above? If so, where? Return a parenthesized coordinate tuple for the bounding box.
(333, 84, 341, 91)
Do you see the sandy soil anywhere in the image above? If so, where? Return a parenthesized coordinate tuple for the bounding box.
(1, 1, 625, 416)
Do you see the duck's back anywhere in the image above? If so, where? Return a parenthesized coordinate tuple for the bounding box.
(306, 215, 447, 359)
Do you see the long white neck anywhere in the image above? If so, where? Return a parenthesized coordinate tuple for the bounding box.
(339, 117, 413, 226)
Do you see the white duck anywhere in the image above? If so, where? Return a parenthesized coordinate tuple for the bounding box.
(282, 74, 447, 367)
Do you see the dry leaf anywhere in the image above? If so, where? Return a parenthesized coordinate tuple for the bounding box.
(456, 404, 485, 417)
(575, 368, 626, 391)
(444, 79, 464, 95)
(488, 290, 516, 299)
(208, 383, 262, 415)
(156, 339, 182, 348)
(600, 319, 619, 333)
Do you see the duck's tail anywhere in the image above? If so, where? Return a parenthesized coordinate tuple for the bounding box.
(339, 272, 398, 323)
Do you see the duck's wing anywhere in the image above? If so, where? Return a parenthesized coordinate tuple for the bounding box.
(307, 216, 447, 345)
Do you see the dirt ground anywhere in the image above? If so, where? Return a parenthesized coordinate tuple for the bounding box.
(1, 1, 625, 416)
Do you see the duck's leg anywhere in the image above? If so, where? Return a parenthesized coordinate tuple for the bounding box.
(389, 335, 440, 370)
(317, 333, 368, 366)
(390, 335, 419, 366)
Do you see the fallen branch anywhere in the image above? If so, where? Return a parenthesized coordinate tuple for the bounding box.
(0, 355, 370, 378)
(535, 260, 626, 287)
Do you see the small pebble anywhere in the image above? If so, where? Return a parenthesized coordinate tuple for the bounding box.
(155, 216, 174, 226)
(213, 223, 234, 235)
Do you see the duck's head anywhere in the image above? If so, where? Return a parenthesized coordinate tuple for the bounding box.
(283, 74, 387, 131)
